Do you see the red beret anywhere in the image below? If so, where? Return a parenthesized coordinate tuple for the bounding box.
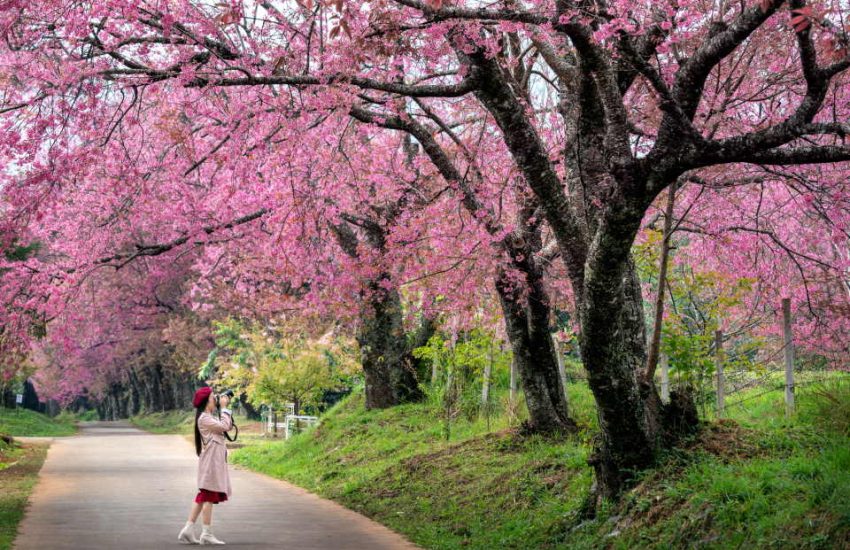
(193, 387, 212, 408)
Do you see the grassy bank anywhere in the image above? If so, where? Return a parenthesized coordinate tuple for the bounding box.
(0, 408, 76, 437)
(0, 440, 48, 550)
(230, 376, 850, 549)
(129, 409, 263, 439)
(129, 409, 196, 434)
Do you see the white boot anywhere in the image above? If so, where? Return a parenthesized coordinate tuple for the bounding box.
(177, 521, 199, 544)
(199, 525, 226, 545)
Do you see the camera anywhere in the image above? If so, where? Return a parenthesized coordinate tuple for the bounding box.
(214, 389, 235, 408)
(214, 389, 238, 442)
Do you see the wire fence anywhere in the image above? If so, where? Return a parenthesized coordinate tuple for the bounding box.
(659, 298, 850, 419)
(724, 373, 845, 410)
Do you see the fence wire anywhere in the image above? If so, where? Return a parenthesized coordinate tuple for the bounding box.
(724, 374, 844, 410)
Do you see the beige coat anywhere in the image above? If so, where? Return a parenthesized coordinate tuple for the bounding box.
(197, 410, 233, 496)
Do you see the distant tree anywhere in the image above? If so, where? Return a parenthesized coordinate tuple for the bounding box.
(212, 319, 358, 415)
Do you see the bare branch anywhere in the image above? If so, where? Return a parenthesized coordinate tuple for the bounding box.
(94, 208, 269, 269)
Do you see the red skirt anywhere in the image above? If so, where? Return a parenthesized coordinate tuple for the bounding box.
(195, 489, 228, 504)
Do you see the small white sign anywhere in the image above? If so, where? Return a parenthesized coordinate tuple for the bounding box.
(15, 394, 23, 404)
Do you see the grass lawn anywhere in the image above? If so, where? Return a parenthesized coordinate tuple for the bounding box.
(129, 409, 196, 434)
(0, 440, 48, 550)
(0, 408, 77, 437)
(230, 374, 850, 549)
(129, 409, 264, 440)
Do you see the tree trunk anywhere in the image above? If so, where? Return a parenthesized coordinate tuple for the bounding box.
(22, 378, 40, 411)
(356, 282, 423, 409)
(240, 398, 262, 420)
(332, 221, 424, 410)
(480, 348, 492, 407)
(138, 368, 153, 412)
(128, 370, 141, 416)
(431, 358, 439, 386)
(581, 255, 658, 499)
(1, 387, 14, 408)
(156, 364, 175, 411)
(645, 180, 678, 380)
(496, 267, 575, 434)
(117, 384, 129, 418)
(582, 243, 697, 500)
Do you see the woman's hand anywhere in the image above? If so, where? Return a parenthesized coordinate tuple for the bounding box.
(219, 394, 231, 409)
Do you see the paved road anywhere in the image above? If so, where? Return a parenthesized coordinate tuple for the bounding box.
(14, 422, 417, 549)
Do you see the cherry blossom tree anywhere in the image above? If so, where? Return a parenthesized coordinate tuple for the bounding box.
(3, 0, 850, 501)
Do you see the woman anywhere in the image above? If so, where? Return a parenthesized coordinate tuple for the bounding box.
(178, 387, 233, 545)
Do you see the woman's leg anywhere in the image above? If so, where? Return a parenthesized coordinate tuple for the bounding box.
(178, 500, 203, 543)
(198, 499, 225, 543)
(188, 501, 203, 523)
(202, 501, 213, 526)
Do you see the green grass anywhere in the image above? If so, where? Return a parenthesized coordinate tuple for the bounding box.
(231, 375, 850, 549)
(0, 408, 77, 437)
(129, 409, 260, 437)
(62, 409, 99, 422)
(0, 441, 48, 549)
(129, 409, 196, 434)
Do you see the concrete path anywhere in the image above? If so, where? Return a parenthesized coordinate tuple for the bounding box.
(13, 422, 417, 549)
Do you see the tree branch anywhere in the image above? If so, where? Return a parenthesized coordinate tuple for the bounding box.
(94, 208, 269, 268)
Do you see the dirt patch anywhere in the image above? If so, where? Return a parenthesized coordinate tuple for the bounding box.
(400, 429, 522, 474)
(541, 471, 570, 489)
(591, 420, 772, 544)
(1, 442, 48, 477)
(372, 488, 400, 498)
(686, 419, 767, 461)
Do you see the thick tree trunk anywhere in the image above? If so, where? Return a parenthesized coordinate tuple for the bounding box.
(241, 398, 262, 420)
(356, 282, 423, 409)
(582, 250, 698, 500)
(496, 268, 575, 435)
(128, 370, 141, 416)
(581, 257, 659, 499)
(104, 391, 116, 420)
(117, 384, 129, 418)
(22, 379, 40, 411)
(175, 376, 194, 410)
(136, 367, 152, 413)
(1, 388, 14, 408)
(156, 364, 175, 411)
(332, 220, 423, 410)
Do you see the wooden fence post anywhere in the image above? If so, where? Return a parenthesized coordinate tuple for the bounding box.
(551, 334, 570, 415)
(660, 353, 670, 404)
(782, 298, 796, 417)
(715, 329, 725, 418)
(481, 349, 492, 407)
(431, 356, 439, 386)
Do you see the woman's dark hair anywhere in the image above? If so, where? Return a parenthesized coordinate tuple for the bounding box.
(194, 395, 210, 456)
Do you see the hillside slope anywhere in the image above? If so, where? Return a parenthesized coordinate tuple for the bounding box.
(0, 408, 77, 437)
(231, 380, 850, 549)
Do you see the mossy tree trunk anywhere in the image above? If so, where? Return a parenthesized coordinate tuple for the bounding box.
(356, 280, 423, 409)
(332, 215, 425, 410)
